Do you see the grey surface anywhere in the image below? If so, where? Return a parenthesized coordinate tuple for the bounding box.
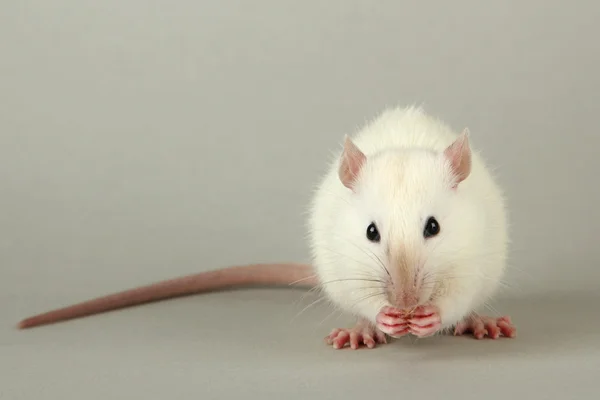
(1, 1, 599, 399)
(3, 291, 600, 399)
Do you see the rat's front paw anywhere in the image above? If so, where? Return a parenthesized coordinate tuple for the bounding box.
(375, 306, 410, 337)
(407, 304, 442, 338)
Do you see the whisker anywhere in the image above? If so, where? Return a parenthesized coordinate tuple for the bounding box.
(350, 291, 388, 308)
(297, 286, 323, 304)
(482, 302, 501, 316)
(316, 308, 343, 329)
(318, 246, 386, 276)
(318, 278, 387, 285)
(290, 296, 328, 322)
(288, 274, 317, 286)
(312, 229, 390, 277)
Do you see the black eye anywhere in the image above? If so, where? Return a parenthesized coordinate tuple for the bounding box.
(423, 217, 440, 238)
(366, 222, 380, 242)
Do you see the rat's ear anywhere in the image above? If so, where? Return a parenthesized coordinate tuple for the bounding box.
(443, 128, 472, 185)
(338, 135, 366, 190)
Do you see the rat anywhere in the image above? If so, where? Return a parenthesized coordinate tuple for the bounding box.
(17, 106, 516, 349)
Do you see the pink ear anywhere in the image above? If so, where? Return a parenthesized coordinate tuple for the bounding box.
(338, 135, 366, 190)
(443, 129, 472, 186)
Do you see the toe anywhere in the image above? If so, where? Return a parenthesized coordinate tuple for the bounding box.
(362, 333, 376, 348)
(374, 330, 387, 344)
(378, 322, 408, 336)
(389, 326, 410, 338)
(376, 312, 406, 327)
(377, 306, 410, 335)
(497, 320, 516, 338)
(408, 305, 441, 336)
(333, 331, 350, 349)
(349, 332, 360, 349)
(413, 304, 439, 317)
(485, 321, 501, 339)
(472, 320, 487, 339)
(453, 320, 470, 336)
(410, 322, 441, 338)
(325, 328, 341, 344)
(410, 313, 441, 328)
(380, 306, 404, 316)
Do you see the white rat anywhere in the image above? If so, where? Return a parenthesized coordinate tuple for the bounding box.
(17, 106, 515, 349)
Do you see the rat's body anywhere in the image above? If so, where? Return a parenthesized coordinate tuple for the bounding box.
(18, 106, 516, 348)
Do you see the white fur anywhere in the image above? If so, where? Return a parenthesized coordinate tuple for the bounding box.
(308, 106, 508, 329)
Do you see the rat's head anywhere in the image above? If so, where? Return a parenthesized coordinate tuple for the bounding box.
(330, 131, 483, 313)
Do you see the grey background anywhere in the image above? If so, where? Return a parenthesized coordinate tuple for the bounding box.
(1, 1, 599, 399)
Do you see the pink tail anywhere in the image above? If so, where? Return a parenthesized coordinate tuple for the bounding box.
(18, 263, 315, 329)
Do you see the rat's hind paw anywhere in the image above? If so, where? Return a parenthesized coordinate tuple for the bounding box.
(454, 314, 516, 339)
(325, 320, 387, 350)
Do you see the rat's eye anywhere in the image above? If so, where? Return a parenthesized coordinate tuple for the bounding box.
(366, 222, 381, 242)
(423, 217, 440, 238)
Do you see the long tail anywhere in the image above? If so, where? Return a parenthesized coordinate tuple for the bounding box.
(18, 262, 316, 329)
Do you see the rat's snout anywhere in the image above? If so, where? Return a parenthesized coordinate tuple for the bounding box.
(386, 248, 427, 309)
(389, 283, 420, 310)
(386, 266, 422, 309)
(400, 292, 419, 309)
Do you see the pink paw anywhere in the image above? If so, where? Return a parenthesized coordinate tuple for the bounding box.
(454, 315, 516, 339)
(375, 306, 410, 337)
(407, 304, 442, 338)
(325, 322, 387, 350)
